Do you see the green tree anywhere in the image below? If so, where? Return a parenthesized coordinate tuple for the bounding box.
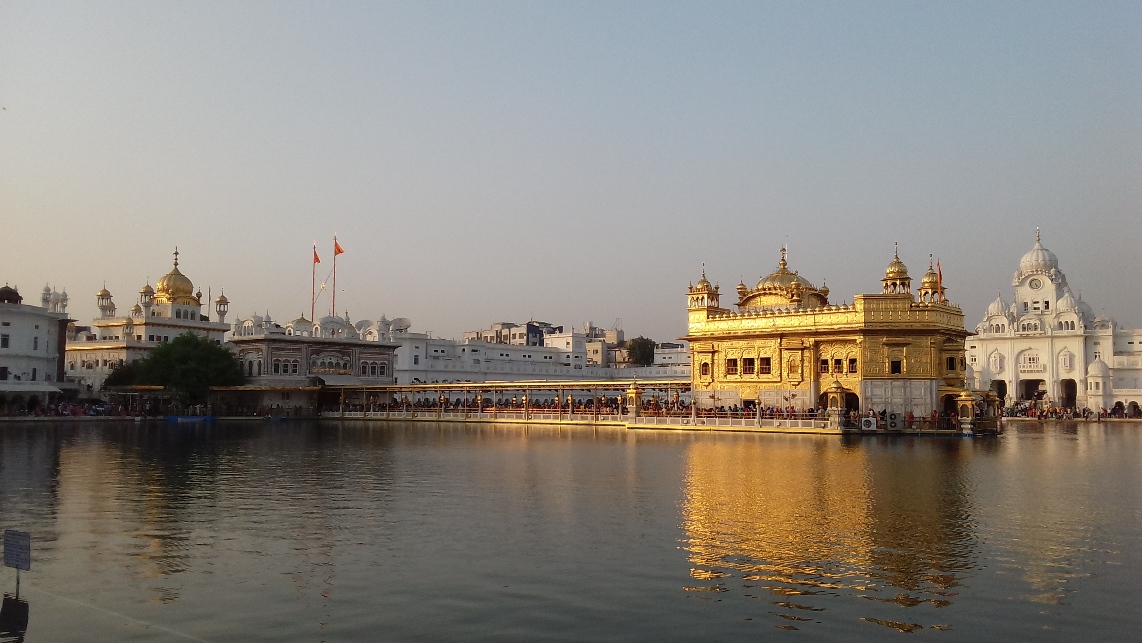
(115, 332, 244, 404)
(627, 336, 656, 367)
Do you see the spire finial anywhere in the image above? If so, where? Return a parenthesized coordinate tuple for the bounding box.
(173, 246, 180, 267)
(894, 241, 899, 258)
(701, 262, 706, 279)
(929, 253, 934, 269)
(1036, 227, 1041, 243)
(779, 245, 788, 269)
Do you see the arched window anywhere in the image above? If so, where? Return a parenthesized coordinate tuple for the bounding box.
(370, 363, 378, 376)
(273, 360, 280, 374)
(379, 363, 387, 376)
(292, 360, 299, 374)
(248, 361, 254, 376)
(175, 309, 181, 319)
(700, 362, 710, 376)
(257, 361, 262, 376)
(361, 363, 368, 375)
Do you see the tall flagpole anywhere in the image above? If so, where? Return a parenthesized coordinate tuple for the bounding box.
(332, 235, 338, 318)
(311, 243, 318, 322)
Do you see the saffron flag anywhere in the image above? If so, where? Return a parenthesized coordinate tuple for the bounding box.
(313, 247, 321, 264)
(936, 259, 943, 300)
(334, 239, 345, 256)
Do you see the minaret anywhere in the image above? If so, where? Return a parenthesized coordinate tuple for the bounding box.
(41, 285, 51, 308)
(215, 290, 229, 324)
(97, 285, 116, 318)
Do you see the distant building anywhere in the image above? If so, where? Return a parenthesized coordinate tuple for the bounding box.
(0, 284, 71, 410)
(64, 249, 231, 397)
(654, 342, 689, 366)
(965, 232, 1142, 413)
(463, 321, 563, 346)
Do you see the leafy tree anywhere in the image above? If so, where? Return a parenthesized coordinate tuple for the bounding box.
(627, 336, 656, 367)
(104, 360, 140, 387)
(112, 332, 244, 404)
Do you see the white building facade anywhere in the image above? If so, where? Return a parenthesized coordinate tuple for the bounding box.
(65, 249, 232, 397)
(966, 233, 1142, 413)
(0, 284, 71, 410)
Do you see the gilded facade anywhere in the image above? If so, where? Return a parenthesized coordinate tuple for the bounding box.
(683, 249, 969, 414)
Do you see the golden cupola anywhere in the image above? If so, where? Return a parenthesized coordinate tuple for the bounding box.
(917, 255, 943, 303)
(881, 243, 912, 296)
(154, 247, 199, 305)
(736, 247, 829, 310)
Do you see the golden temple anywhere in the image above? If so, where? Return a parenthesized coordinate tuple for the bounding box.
(683, 247, 970, 415)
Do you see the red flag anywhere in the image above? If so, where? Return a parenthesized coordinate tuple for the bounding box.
(936, 259, 943, 301)
(334, 239, 345, 256)
(313, 247, 321, 264)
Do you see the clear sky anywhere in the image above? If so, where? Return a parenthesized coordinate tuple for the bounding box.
(2, 1, 1139, 341)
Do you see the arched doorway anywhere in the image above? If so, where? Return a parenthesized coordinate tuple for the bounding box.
(1020, 379, 1045, 401)
(1128, 401, 1141, 418)
(1060, 379, 1077, 408)
(990, 380, 1008, 405)
(942, 394, 957, 414)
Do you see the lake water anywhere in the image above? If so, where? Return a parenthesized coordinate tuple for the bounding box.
(1, 420, 1140, 641)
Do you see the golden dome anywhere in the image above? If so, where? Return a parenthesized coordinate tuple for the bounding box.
(738, 248, 828, 310)
(756, 252, 815, 291)
(140, 283, 154, 295)
(96, 287, 111, 297)
(155, 248, 195, 301)
(885, 255, 909, 280)
(920, 265, 939, 290)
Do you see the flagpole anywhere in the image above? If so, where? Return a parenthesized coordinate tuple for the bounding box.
(332, 235, 338, 318)
(311, 243, 317, 322)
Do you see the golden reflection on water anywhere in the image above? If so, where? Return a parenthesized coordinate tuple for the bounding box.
(681, 436, 976, 623)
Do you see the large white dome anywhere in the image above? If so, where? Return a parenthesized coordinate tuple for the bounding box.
(1018, 233, 1058, 275)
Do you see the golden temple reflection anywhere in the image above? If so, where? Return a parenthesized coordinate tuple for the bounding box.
(680, 436, 977, 625)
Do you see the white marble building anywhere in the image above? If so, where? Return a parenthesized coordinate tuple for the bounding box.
(233, 313, 689, 385)
(966, 233, 1142, 413)
(0, 284, 71, 408)
(65, 249, 232, 397)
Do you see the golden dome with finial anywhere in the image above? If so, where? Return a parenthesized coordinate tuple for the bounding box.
(738, 247, 829, 310)
(885, 243, 909, 280)
(920, 255, 939, 290)
(155, 247, 197, 304)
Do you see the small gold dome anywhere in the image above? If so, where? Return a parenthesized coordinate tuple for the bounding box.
(96, 287, 111, 297)
(920, 266, 939, 290)
(885, 255, 909, 280)
(140, 283, 154, 295)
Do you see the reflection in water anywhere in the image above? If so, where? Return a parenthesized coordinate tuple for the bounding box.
(0, 594, 28, 643)
(681, 436, 977, 631)
(0, 421, 1138, 640)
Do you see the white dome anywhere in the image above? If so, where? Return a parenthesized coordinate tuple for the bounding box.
(986, 294, 1006, 317)
(1087, 358, 1110, 377)
(1018, 237, 1058, 275)
(1056, 289, 1078, 311)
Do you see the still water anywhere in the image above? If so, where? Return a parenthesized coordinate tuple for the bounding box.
(0, 420, 1140, 641)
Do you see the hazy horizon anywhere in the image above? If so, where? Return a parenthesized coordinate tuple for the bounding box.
(2, 1, 1139, 342)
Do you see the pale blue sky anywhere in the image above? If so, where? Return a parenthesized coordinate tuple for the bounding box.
(2, 1, 1139, 340)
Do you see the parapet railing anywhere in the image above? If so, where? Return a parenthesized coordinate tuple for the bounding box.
(628, 415, 829, 430)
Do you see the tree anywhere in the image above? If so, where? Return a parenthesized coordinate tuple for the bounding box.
(627, 336, 656, 367)
(114, 332, 244, 404)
